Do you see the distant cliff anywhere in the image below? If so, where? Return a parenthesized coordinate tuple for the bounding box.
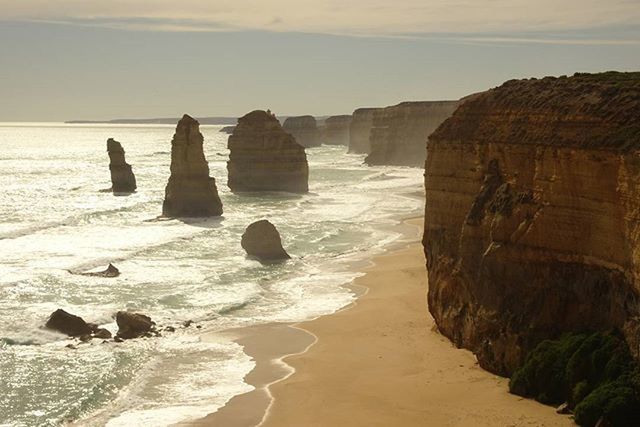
(322, 115, 352, 146)
(365, 101, 458, 167)
(423, 72, 640, 376)
(348, 108, 380, 154)
(283, 115, 321, 148)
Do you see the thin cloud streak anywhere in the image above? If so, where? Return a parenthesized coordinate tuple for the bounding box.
(1, 0, 640, 38)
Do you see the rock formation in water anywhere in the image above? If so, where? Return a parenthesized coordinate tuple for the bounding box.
(227, 110, 309, 193)
(219, 125, 236, 134)
(348, 108, 380, 154)
(115, 311, 155, 339)
(241, 220, 290, 261)
(322, 115, 352, 145)
(45, 309, 94, 337)
(365, 101, 459, 167)
(107, 138, 136, 193)
(423, 72, 640, 376)
(162, 114, 223, 217)
(282, 115, 321, 148)
(69, 263, 120, 278)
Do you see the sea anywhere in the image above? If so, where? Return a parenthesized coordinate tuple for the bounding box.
(0, 122, 424, 426)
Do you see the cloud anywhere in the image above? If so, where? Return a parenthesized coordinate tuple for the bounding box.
(1, 0, 639, 42)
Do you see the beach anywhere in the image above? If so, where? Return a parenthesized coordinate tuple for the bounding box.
(194, 218, 572, 427)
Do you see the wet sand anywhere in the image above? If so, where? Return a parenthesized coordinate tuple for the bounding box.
(192, 218, 572, 427)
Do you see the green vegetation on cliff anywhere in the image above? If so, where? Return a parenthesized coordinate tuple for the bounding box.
(509, 332, 640, 426)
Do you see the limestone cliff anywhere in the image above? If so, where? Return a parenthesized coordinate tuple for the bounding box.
(227, 110, 309, 193)
(322, 115, 352, 146)
(423, 72, 640, 376)
(107, 138, 136, 193)
(162, 114, 223, 217)
(348, 108, 380, 154)
(282, 115, 321, 148)
(365, 101, 458, 167)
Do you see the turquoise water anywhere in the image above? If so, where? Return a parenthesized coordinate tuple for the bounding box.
(0, 123, 424, 426)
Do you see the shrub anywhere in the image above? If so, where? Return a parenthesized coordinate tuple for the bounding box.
(509, 331, 640, 426)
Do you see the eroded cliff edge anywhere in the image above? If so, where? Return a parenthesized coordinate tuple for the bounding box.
(366, 101, 458, 167)
(423, 72, 640, 376)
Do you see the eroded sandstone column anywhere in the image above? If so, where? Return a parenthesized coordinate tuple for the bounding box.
(107, 138, 136, 193)
(162, 114, 223, 217)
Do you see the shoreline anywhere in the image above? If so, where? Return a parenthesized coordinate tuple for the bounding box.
(188, 217, 572, 426)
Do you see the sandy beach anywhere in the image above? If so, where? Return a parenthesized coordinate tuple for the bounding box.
(191, 218, 573, 427)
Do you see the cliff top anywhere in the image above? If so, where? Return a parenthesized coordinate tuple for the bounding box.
(431, 71, 640, 151)
(239, 110, 279, 125)
(283, 115, 317, 128)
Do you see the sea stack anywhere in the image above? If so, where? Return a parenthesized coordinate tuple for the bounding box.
(107, 138, 136, 193)
(162, 114, 223, 217)
(423, 72, 640, 376)
(282, 115, 321, 148)
(322, 115, 352, 145)
(241, 220, 290, 261)
(227, 110, 309, 193)
(348, 108, 380, 154)
(365, 101, 459, 167)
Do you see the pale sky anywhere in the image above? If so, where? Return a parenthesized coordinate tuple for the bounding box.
(1, 0, 639, 121)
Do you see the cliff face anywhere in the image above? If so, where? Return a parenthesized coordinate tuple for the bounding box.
(323, 115, 352, 146)
(228, 110, 309, 193)
(423, 72, 640, 376)
(162, 114, 223, 217)
(282, 115, 321, 148)
(106, 138, 136, 193)
(348, 108, 380, 154)
(365, 101, 458, 167)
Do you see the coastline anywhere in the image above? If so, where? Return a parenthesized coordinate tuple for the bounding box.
(188, 217, 572, 426)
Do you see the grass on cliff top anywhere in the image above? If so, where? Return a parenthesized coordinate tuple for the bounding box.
(509, 331, 640, 426)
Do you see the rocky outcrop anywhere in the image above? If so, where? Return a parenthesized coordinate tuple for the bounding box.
(107, 138, 136, 193)
(283, 115, 321, 148)
(219, 125, 236, 134)
(45, 309, 93, 337)
(69, 263, 120, 278)
(322, 115, 351, 145)
(423, 72, 640, 376)
(227, 110, 309, 193)
(365, 101, 458, 167)
(348, 108, 380, 154)
(241, 220, 290, 261)
(115, 311, 154, 339)
(162, 114, 223, 217)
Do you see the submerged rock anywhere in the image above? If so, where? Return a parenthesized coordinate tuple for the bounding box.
(219, 125, 236, 134)
(115, 311, 154, 339)
(107, 138, 137, 194)
(227, 110, 309, 193)
(45, 309, 94, 337)
(68, 263, 120, 278)
(162, 114, 223, 217)
(282, 115, 321, 148)
(241, 220, 290, 261)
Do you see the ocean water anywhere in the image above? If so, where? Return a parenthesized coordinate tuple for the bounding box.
(0, 123, 424, 426)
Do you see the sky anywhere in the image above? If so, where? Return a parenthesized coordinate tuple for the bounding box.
(1, 0, 639, 121)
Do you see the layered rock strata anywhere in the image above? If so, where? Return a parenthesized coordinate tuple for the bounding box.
(107, 138, 136, 193)
(282, 115, 321, 148)
(348, 108, 380, 154)
(365, 101, 458, 167)
(241, 220, 290, 261)
(227, 110, 309, 193)
(162, 114, 223, 217)
(423, 72, 640, 376)
(322, 115, 352, 145)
